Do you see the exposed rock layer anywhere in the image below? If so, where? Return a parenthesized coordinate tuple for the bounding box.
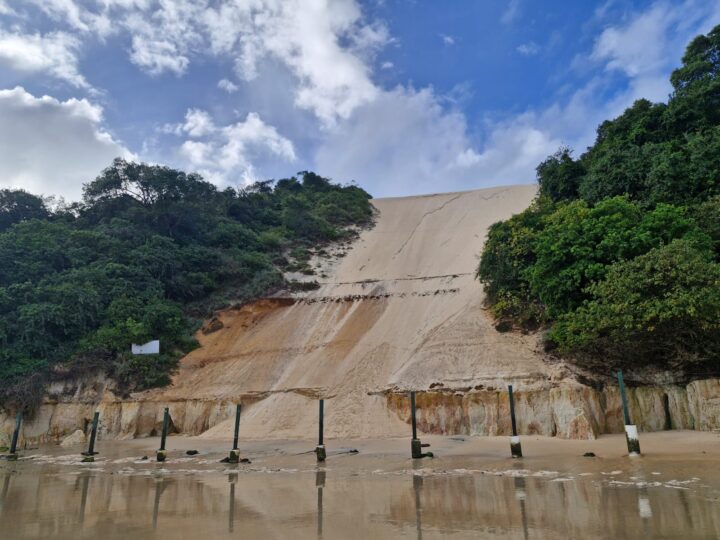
(2, 379, 720, 445)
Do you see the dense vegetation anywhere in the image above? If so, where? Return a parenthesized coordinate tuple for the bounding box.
(478, 25, 720, 378)
(0, 160, 372, 410)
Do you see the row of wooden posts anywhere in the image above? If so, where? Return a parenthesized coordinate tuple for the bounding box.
(1, 371, 642, 462)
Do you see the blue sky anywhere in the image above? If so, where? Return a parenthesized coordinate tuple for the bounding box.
(0, 0, 719, 201)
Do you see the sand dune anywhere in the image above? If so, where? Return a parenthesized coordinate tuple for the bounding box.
(150, 185, 561, 439)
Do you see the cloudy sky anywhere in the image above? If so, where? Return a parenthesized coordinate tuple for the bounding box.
(0, 0, 719, 201)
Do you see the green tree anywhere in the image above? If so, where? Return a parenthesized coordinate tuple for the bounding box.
(537, 148, 585, 202)
(0, 160, 372, 411)
(550, 240, 720, 370)
(0, 190, 49, 231)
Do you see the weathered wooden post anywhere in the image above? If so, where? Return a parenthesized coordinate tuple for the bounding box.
(228, 404, 241, 464)
(617, 371, 641, 456)
(411, 391, 421, 458)
(157, 407, 170, 462)
(7, 412, 22, 460)
(82, 412, 100, 462)
(508, 385, 523, 458)
(410, 392, 432, 459)
(316, 399, 326, 462)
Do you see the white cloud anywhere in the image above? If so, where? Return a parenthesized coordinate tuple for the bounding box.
(181, 109, 215, 137)
(0, 87, 133, 201)
(0, 1, 16, 15)
(1, 1, 386, 123)
(0, 30, 88, 88)
(5, 0, 720, 201)
(179, 140, 211, 166)
(316, 0, 720, 197)
(218, 78, 238, 93)
(113, 0, 383, 124)
(315, 87, 490, 196)
(590, 0, 720, 102)
(501, 0, 520, 25)
(441, 34, 455, 45)
(516, 42, 539, 56)
(128, 34, 190, 76)
(169, 109, 296, 187)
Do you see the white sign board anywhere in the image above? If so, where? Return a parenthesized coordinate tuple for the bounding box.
(131, 340, 160, 355)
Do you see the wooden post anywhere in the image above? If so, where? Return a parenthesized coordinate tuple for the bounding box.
(157, 408, 170, 462)
(411, 391, 421, 458)
(410, 391, 432, 459)
(228, 404, 241, 464)
(617, 371, 641, 456)
(508, 385, 522, 458)
(316, 399, 326, 462)
(82, 412, 100, 462)
(8, 412, 22, 460)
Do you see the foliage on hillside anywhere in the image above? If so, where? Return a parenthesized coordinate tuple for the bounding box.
(0, 160, 372, 411)
(477, 25, 720, 377)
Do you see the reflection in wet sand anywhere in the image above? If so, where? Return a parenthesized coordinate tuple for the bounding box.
(413, 472, 423, 540)
(316, 467, 325, 539)
(77, 474, 90, 524)
(514, 476, 529, 540)
(228, 472, 237, 533)
(1, 454, 720, 539)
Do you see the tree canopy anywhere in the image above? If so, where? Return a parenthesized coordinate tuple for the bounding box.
(477, 25, 720, 380)
(0, 160, 372, 411)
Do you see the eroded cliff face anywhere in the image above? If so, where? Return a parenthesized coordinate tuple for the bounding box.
(3, 378, 720, 446)
(3, 186, 719, 446)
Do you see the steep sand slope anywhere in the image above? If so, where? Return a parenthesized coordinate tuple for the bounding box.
(153, 185, 556, 438)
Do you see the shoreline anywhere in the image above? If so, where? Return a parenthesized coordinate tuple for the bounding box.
(6, 430, 720, 472)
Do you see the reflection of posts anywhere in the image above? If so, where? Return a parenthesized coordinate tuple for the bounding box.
(1, 474, 9, 500)
(617, 371, 641, 456)
(152, 479, 167, 530)
(228, 472, 238, 533)
(508, 386, 523, 458)
(413, 471, 423, 540)
(1, 474, 11, 516)
(410, 392, 433, 459)
(638, 488, 652, 519)
(78, 474, 90, 525)
(316, 468, 326, 539)
(157, 408, 170, 462)
(514, 477, 529, 540)
(316, 400, 326, 462)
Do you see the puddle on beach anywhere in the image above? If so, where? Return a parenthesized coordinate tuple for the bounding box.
(2, 445, 720, 539)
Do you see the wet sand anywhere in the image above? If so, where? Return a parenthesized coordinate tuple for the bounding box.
(2, 431, 720, 539)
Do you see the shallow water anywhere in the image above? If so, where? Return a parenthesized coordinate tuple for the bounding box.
(2, 441, 720, 539)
